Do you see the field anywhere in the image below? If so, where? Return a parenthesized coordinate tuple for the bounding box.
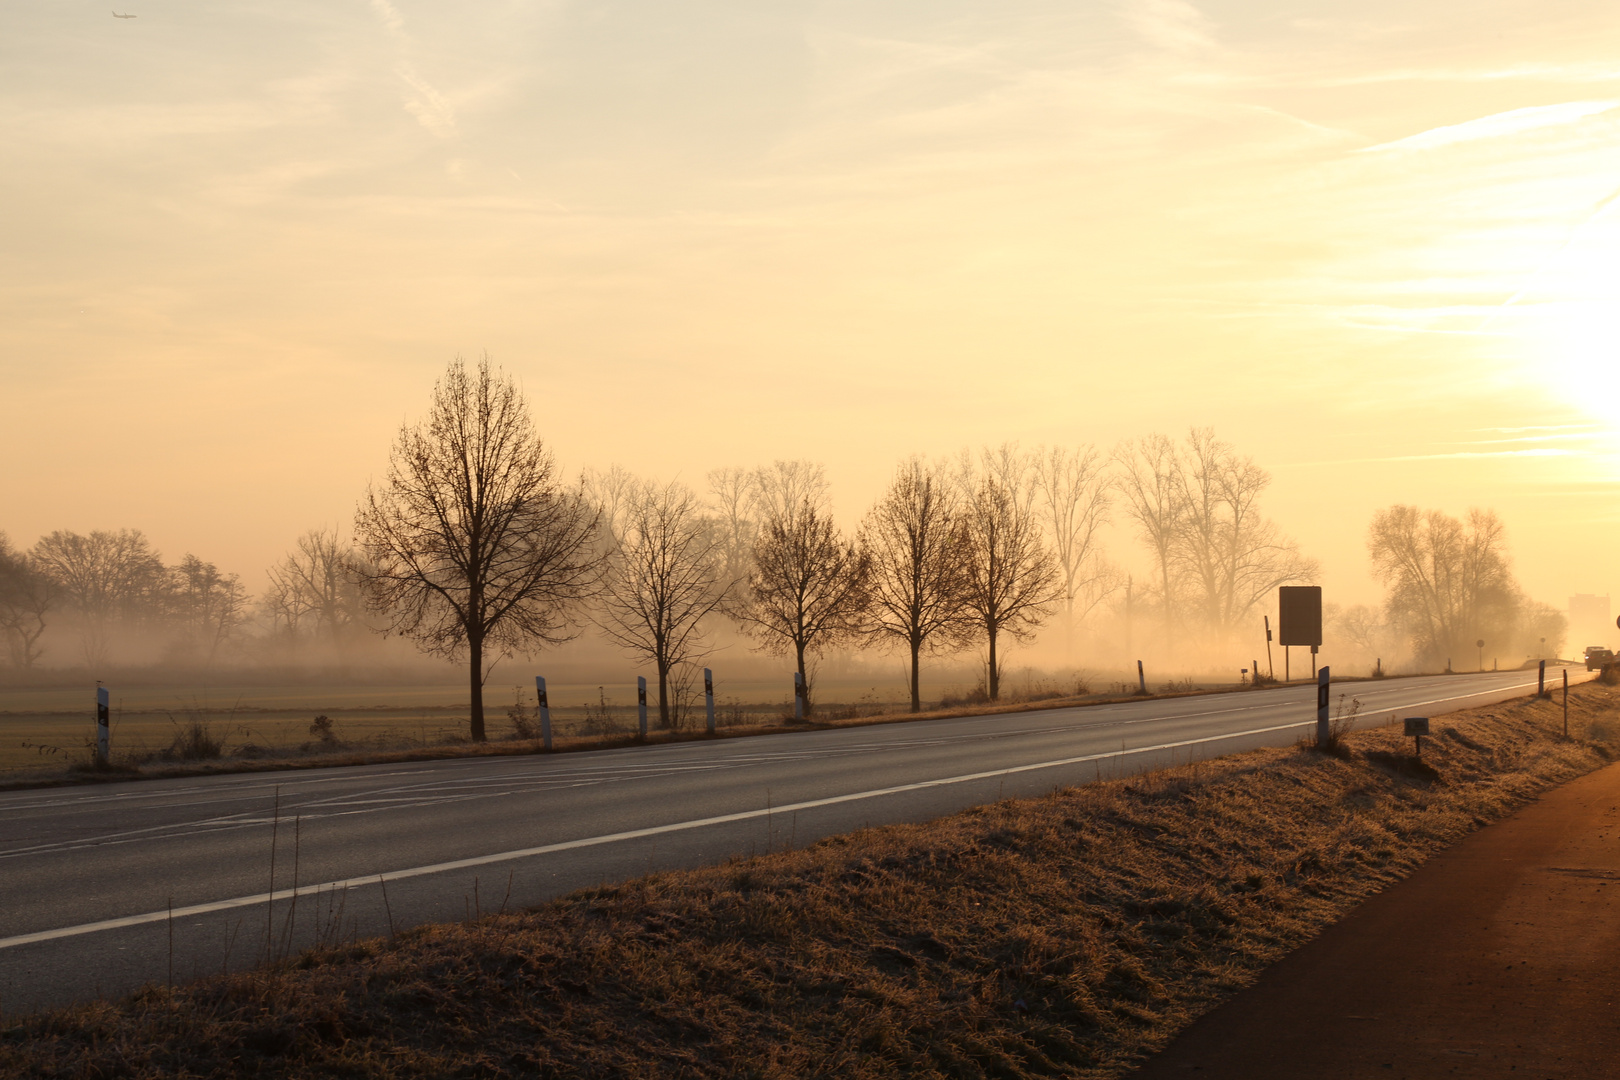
(0, 668, 1238, 777)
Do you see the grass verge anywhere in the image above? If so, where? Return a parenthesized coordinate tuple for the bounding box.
(4, 684, 1616, 1078)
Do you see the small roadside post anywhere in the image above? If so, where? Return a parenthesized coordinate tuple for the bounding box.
(95, 684, 110, 765)
(1137, 660, 1147, 695)
(1538, 659, 1547, 698)
(1253, 659, 1261, 686)
(535, 676, 551, 751)
(1264, 615, 1275, 680)
(637, 676, 648, 738)
(704, 668, 715, 734)
(1404, 716, 1430, 758)
(1563, 668, 1570, 737)
(1315, 665, 1331, 748)
(793, 671, 805, 721)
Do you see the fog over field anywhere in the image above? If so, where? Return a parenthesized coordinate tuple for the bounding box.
(4, 1, 1619, 726)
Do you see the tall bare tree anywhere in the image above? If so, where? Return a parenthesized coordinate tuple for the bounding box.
(597, 478, 730, 729)
(0, 533, 54, 669)
(1175, 429, 1317, 638)
(1368, 505, 1517, 667)
(740, 496, 869, 712)
(959, 446, 1062, 699)
(1112, 434, 1185, 652)
(1033, 444, 1117, 654)
(355, 356, 601, 741)
(860, 457, 973, 712)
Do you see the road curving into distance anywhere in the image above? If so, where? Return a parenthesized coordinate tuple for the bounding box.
(0, 668, 1585, 1013)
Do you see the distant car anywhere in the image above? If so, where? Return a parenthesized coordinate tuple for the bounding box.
(1585, 646, 1615, 670)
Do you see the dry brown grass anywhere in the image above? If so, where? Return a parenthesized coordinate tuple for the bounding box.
(4, 685, 1616, 1078)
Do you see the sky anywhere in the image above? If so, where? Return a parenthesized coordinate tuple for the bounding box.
(4, 0, 1620, 627)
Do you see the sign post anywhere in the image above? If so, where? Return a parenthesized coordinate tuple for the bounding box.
(1279, 586, 1323, 686)
(637, 676, 648, 738)
(1315, 666, 1331, 748)
(1263, 616, 1275, 681)
(535, 676, 551, 751)
(95, 685, 110, 765)
(1404, 716, 1430, 757)
(704, 668, 715, 734)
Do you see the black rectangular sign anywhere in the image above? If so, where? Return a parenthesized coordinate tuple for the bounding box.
(1278, 586, 1323, 647)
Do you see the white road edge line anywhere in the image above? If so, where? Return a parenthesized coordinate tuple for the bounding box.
(0, 676, 1559, 951)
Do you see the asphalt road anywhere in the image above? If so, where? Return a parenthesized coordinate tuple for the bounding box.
(0, 669, 1578, 1014)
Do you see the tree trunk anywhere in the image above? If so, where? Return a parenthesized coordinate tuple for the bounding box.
(910, 637, 922, 713)
(658, 660, 670, 728)
(795, 639, 809, 717)
(987, 624, 1000, 700)
(469, 634, 486, 741)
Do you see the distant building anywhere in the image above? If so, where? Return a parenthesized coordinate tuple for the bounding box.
(1569, 593, 1612, 647)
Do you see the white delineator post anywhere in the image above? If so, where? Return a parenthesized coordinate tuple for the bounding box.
(1315, 665, 1331, 747)
(637, 676, 648, 738)
(704, 668, 715, 734)
(96, 686, 110, 765)
(535, 676, 551, 751)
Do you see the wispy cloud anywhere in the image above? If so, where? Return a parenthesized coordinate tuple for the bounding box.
(1117, 0, 1215, 53)
(1359, 100, 1619, 153)
(368, 0, 456, 138)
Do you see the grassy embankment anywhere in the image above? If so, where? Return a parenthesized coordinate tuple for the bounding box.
(5, 681, 1615, 1078)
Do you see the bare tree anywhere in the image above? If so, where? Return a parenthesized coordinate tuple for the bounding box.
(265, 528, 365, 649)
(959, 446, 1062, 699)
(1368, 505, 1517, 667)
(0, 533, 54, 669)
(860, 457, 973, 712)
(355, 356, 601, 741)
(1175, 429, 1317, 639)
(706, 466, 758, 604)
(167, 554, 250, 663)
(31, 528, 166, 665)
(1113, 434, 1185, 652)
(597, 478, 730, 729)
(1033, 444, 1117, 654)
(750, 460, 828, 529)
(739, 496, 869, 712)
(583, 463, 638, 544)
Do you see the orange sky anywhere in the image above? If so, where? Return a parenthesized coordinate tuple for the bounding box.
(4, 1, 1620, 626)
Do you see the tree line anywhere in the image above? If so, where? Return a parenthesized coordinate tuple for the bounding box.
(0, 358, 1567, 730)
(342, 358, 1317, 739)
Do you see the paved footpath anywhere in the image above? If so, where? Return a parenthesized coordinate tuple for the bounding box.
(1131, 761, 1620, 1080)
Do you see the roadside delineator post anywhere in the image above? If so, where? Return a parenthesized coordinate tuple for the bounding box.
(1538, 659, 1547, 698)
(1563, 669, 1570, 737)
(1137, 660, 1146, 695)
(1314, 665, 1331, 748)
(704, 668, 715, 734)
(637, 676, 648, 738)
(535, 676, 552, 751)
(95, 685, 110, 765)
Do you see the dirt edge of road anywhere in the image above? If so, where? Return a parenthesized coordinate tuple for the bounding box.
(4, 684, 1616, 1079)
